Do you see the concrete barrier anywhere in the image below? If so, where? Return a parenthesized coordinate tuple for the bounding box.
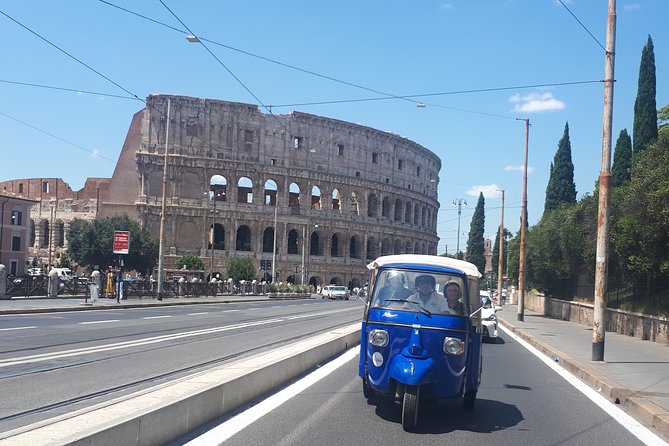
(0, 323, 361, 446)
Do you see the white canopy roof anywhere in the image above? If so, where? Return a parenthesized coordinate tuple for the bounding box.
(367, 254, 482, 278)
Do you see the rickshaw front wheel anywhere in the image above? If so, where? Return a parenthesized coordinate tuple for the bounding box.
(463, 389, 477, 410)
(402, 385, 419, 431)
(362, 377, 375, 399)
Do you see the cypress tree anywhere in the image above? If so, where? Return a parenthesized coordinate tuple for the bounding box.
(544, 122, 577, 212)
(611, 129, 632, 187)
(633, 35, 658, 153)
(465, 192, 486, 273)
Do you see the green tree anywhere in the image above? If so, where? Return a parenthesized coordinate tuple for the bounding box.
(611, 129, 633, 187)
(492, 227, 513, 273)
(175, 254, 205, 271)
(611, 130, 669, 289)
(226, 257, 257, 283)
(633, 35, 658, 153)
(658, 103, 669, 130)
(66, 215, 158, 274)
(465, 193, 485, 273)
(544, 122, 577, 212)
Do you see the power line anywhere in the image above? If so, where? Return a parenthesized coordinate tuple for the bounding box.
(0, 79, 137, 100)
(558, 0, 607, 53)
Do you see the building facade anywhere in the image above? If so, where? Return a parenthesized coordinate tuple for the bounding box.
(0, 193, 39, 275)
(1, 94, 441, 288)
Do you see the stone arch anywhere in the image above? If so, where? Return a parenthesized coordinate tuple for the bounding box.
(237, 177, 253, 204)
(366, 236, 378, 261)
(287, 229, 299, 254)
(212, 222, 225, 250)
(405, 202, 412, 224)
(381, 238, 391, 255)
(311, 185, 322, 210)
(330, 233, 342, 257)
(405, 240, 412, 253)
(394, 199, 403, 221)
(393, 239, 402, 254)
(414, 241, 420, 253)
(264, 179, 278, 205)
(350, 234, 362, 259)
(310, 230, 323, 255)
(331, 188, 341, 211)
(350, 191, 359, 215)
(289, 182, 301, 208)
(210, 175, 227, 201)
(382, 196, 391, 218)
(421, 206, 427, 227)
(40, 219, 49, 248)
(413, 205, 420, 225)
(54, 219, 65, 247)
(367, 193, 379, 217)
(30, 219, 36, 247)
(262, 226, 274, 253)
(235, 225, 252, 251)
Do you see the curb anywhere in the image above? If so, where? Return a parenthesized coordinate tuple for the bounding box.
(0, 323, 361, 445)
(499, 318, 669, 439)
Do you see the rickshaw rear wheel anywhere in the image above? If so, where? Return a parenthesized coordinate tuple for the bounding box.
(463, 389, 477, 410)
(401, 385, 419, 431)
(362, 377, 375, 399)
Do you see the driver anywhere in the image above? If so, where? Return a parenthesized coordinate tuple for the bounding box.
(406, 275, 450, 314)
(377, 271, 413, 301)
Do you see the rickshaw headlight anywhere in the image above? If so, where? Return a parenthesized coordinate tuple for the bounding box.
(443, 337, 465, 355)
(369, 329, 389, 347)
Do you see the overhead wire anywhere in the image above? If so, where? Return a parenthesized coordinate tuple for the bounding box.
(558, 0, 607, 53)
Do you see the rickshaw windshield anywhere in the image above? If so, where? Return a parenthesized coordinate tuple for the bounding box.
(369, 269, 468, 316)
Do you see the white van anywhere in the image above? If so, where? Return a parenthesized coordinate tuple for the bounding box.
(52, 268, 74, 282)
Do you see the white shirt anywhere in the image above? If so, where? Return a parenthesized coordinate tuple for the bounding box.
(406, 292, 451, 314)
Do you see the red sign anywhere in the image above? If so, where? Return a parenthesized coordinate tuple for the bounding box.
(113, 231, 130, 254)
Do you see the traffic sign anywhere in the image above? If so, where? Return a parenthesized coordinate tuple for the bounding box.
(113, 230, 130, 254)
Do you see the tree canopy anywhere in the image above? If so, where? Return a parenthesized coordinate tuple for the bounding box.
(544, 122, 577, 213)
(465, 193, 485, 274)
(633, 35, 658, 153)
(225, 257, 257, 283)
(66, 215, 158, 274)
(611, 129, 632, 187)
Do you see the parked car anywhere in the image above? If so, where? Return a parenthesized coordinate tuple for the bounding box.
(52, 268, 74, 282)
(480, 291, 501, 342)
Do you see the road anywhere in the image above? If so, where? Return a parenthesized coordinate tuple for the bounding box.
(0, 299, 363, 434)
(180, 327, 657, 446)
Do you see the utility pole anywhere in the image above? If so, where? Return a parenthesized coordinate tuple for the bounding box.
(271, 203, 278, 282)
(496, 190, 505, 304)
(156, 98, 171, 301)
(517, 118, 530, 322)
(593, 0, 617, 361)
(453, 198, 467, 259)
(301, 225, 306, 285)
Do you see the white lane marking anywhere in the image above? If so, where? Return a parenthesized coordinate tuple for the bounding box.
(188, 312, 210, 316)
(185, 347, 359, 445)
(79, 320, 120, 325)
(0, 326, 37, 332)
(499, 323, 668, 446)
(142, 315, 172, 320)
(220, 310, 240, 313)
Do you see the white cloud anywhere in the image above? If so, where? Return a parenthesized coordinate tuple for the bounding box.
(91, 148, 101, 158)
(467, 184, 504, 199)
(623, 3, 641, 11)
(440, 3, 454, 11)
(504, 164, 535, 174)
(509, 92, 566, 113)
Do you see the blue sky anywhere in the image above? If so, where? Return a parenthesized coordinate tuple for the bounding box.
(1, 1, 667, 255)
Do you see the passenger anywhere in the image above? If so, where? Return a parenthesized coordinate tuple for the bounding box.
(377, 271, 413, 301)
(444, 281, 466, 315)
(406, 274, 449, 314)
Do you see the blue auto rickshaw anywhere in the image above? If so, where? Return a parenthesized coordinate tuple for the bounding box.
(358, 254, 483, 431)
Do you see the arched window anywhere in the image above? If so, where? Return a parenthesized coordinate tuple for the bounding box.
(350, 235, 361, 258)
(382, 197, 391, 218)
(394, 199, 403, 221)
(289, 183, 301, 207)
(311, 185, 322, 210)
(236, 225, 252, 251)
(331, 189, 341, 211)
(287, 229, 299, 254)
(264, 179, 278, 205)
(331, 233, 341, 257)
(237, 177, 253, 204)
(367, 194, 379, 217)
(366, 237, 378, 261)
(262, 227, 275, 253)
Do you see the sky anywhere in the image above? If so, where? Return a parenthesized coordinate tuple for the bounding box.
(1, 0, 667, 255)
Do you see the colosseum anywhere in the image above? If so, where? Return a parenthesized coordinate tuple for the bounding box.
(0, 94, 441, 289)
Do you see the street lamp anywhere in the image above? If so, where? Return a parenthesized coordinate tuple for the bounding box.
(453, 198, 467, 259)
(209, 179, 226, 281)
(496, 190, 505, 304)
(156, 98, 172, 301)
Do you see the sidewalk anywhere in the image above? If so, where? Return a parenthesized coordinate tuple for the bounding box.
(497, 304, 669, 440)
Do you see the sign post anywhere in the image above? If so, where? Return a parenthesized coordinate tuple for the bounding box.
(113, 231, 130, 255)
